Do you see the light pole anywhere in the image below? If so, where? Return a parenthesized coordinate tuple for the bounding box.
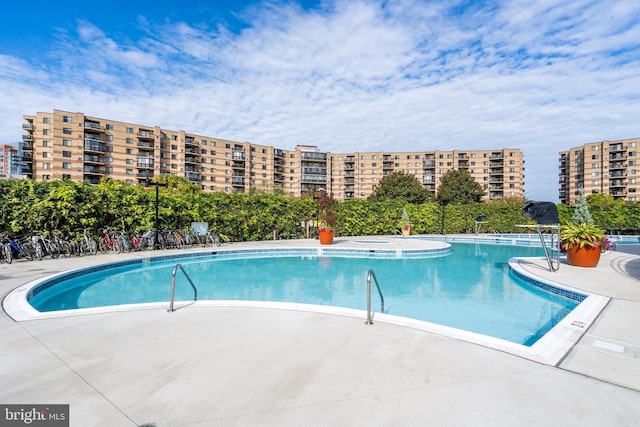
(145, 172, 168, 250)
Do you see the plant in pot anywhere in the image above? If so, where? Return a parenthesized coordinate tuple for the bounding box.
(316, 190, 337, 245)
(400, 207, 413, 236)
(560, 222, 612, 267)
(560, 189, 611, 267)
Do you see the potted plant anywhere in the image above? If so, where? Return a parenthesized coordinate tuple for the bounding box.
(560, 189, 611, 267)
(560, 223, 612, 267)
(316, 190, 337, 245)
(400, 207, 413, 236)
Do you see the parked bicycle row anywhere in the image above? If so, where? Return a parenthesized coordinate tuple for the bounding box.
(0, 228, 227, 264)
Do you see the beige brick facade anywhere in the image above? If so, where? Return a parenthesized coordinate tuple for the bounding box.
(21, 110, 525, 201)
(559, 137, 640, 205)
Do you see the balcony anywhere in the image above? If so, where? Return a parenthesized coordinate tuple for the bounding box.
(301, 152, 327, 160)
(609, 144, 625, 152)
(185, 172, 199, 181)
(83, 165, 104, 175)
(84, 141, 106, 153)
(232, 177, 245, 185)
(274, 149, 284, 158)
(84, 122, 103, 131)
(185, 137, 197, 146)
(22, 135, 33, 143)
(302, 167, 326, 175)
(84, 154, 102, 164)
(344, 163, 355, 170)
(301, 175, 327, 183)
(609, 153, 627, 160)
(22, 123, 34, 130)
(137, 141, 154, 150)
(383, 162, 394, 169)
(609, 162, 627, 170)
(232, 151, 245, 160)
(84, 132, 103, 142)
(137, 131, 154, 140)
(423, 160, 435, 168)
(185, 156, 198, 164)
(83, 177, 102, 185)
(610, 179, 626, 187)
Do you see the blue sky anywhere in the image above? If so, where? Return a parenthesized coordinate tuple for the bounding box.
(1, 0, 639, 201)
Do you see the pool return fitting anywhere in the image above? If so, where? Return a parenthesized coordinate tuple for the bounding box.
(365, 269, 385, 325)
(168, 263, 198, 312)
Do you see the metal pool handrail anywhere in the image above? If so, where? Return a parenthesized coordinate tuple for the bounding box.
(365, 269, 384, 325)
(168, 263, 198, 312)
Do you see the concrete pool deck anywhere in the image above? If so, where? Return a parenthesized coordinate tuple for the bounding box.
(1, 236, 639, 426)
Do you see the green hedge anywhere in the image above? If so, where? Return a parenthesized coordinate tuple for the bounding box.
(1, 178, 639, 240)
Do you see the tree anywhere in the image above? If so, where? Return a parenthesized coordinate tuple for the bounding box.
(571, 187, 593, 225)
(436, 169, 484, 205)
(368, 171, 431, 204)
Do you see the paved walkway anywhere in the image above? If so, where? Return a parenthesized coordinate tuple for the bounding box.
(1, 236, 639, 426)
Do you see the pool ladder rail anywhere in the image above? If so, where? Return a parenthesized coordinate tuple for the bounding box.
(168, 263, 198, 312)
(365, 269, 385, 325)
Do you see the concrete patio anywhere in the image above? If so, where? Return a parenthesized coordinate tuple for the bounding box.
(1, 236, 639, 426)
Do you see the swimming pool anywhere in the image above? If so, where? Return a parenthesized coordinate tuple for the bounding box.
(23, 242, 583, 347)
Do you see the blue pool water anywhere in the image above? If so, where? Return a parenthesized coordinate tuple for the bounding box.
(28, 243, 582, 346)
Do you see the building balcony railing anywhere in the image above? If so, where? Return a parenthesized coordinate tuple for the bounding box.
(84, 154, 102, 163)
(301, 152, 327, 160)
(232, 152, 245, 160)
(232, 177, 245, 185)
(84, 122, 103, 131)
(84, 133, 103, 141)
(302, 167, 326, 175)
(137, 131, 154, 140)
(185, 172, 199, 181)
(185, 137, 197, 146)
(22, 123, 34, 130)
(83, 165, 104, 175)
(609, 180, 626, 187)
(83, 177, 101, 185)
(610, 171, 626, 177)
(136, 172, 153, 179)
(383, 155, 392, 161)
(609, 144, 625, 152)
(301, 175, 327, 183)
(609, 162, 627, 169)
(137, 141, 154, 149)
(84, 141, 106, 153)
(184, 156, 198, 164)
(383, 162, 394, 169)
(232, 161, 245, 169)
(22, 135, 33, 142)
(609, 154, 627, 160)
(137, 161, 154, 169)
(274, 149, 284, 158)
(21, 153, 33, 161)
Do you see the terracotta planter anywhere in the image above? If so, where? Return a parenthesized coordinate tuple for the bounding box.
(401, 224, 414, 236)
(566, 244, 601, 267)
(318, 228, 334, 245)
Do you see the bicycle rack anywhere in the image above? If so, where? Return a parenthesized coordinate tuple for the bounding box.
(168, 263, 198, 312)
(365, 269, 384, 325)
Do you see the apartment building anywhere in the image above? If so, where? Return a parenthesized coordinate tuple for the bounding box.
(330, 149, 524, 201)
(559, 137, 640, 205)
(0, 143, 24, 179)
(21, 110, 524, 201)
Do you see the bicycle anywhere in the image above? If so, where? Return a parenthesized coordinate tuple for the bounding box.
(75, 229, 97, 256)
(52, 232, 73, 258)
(99, 228, 121, 253)
(0, 234, 12, 264)
(6, 235, 34, 261)
(32, 233, 60, 260)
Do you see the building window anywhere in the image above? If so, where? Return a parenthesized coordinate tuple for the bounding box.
(63, 115, 72, 123)
(171, 154, 177, 160)
(42, 152, 50, 158)
(126, 138, 133, 144)
(42, 175, 50, 180)
(126, 169, 133, 175)
(106, 135, 113, 142)
(105, 156, 113, 163)
(201, 140, 207, 145)
(62, 174, 71, 179)
(592, 146, 599, 151)
(126, 127, 133, 134)
(171, 135, 178, 140)
(125, 148, 133, 154)
(62, 162, 71, 169)
(171, 164, 177, 169)
(42, 140, 51, 147)
(43, 117, 51, 124)
(43, 129, 50, 135)
(63, 151, 71, 158)
(106, 167, 113, 173)
(42, 163, 51, 169)
(105, 124, 113, 130)
(63, 127, 72, 135)
(126, 159, 133, 165)
(171, 145, 177, 150)
(62, 139, 72, 146)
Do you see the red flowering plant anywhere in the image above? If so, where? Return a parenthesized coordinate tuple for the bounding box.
(316, 190, 337, 231)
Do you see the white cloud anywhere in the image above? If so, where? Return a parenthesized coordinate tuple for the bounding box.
(1, 0, 639, 201)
